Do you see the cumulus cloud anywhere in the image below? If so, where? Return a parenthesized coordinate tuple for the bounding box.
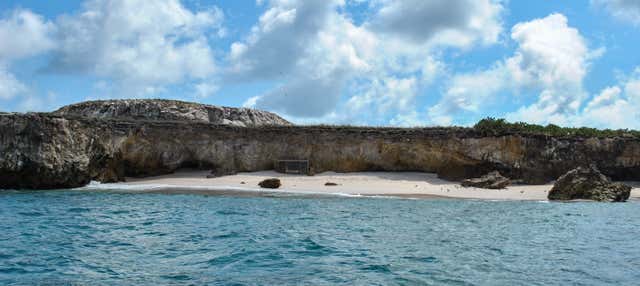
(0, 9, 55, 101)
(248, 70, 349, 117)
(0, 67, 27, 100)
(507, 14, 590, 89)
(592, 0, 640, 26)
(505, 14, 595, 124)
(573, 70, 640, 129)
(0, 9, 56, 62)
(371, 0, 503, 47)
(227, 0, 344, 80)
(48, 0, 223, 96)
(346, 76, 419, 122)
(430, 13, 597, 126)
(238, 0, 503, 122)
(236, 0, 378, 117)
(428, 66, 508, 125)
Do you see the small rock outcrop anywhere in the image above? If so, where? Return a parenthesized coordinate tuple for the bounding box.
(461, 171, 511, 189)
(259, 178, 281, 189)
(53, 99, 291, 127)
(548, 166, 631, 202)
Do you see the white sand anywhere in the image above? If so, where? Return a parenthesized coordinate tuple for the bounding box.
(107, 170, 640, 201)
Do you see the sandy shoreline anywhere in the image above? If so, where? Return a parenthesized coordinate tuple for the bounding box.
(86, 170, 640, 201)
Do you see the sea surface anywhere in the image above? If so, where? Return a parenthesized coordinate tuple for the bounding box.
(0, 190, 639, 286)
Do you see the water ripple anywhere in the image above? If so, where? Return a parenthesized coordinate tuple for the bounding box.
(0, 191, 639, 285)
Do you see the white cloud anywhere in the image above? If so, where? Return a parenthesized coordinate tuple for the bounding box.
(228, 0, 348, 80)
(0, 9, 55, 102)
(237, 0, 502, 123)
(507, 14, 589, 88)
(572, 71, 640, 130)
(0, 9, 55, 62)
(505, 14, 594, 124)
(251, 70, 349, 117)
(370, 0, 503, 48)
(430, 13, 596, 126)
(347, 76, 418, 117)
(592, 0, 640, 26)
(194, 82, 219, 98)
(236, 0, 376, 117)
(0, 66, 27, 100)
(585, 86, 621, 110)
(428, 66, 508, 124)
(49, 0, 223, 96)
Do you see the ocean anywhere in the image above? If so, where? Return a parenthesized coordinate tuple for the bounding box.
(1, 190, 638, 285)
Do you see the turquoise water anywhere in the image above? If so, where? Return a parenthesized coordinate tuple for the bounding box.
(0, 190, 639, 285)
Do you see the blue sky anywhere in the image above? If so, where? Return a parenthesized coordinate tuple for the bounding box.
(0, 0, 639, 128)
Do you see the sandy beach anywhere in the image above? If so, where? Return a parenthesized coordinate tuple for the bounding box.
(94, 170, 640, 201)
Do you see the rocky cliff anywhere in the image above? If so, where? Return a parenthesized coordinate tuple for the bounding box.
(53, 99, 291, 127)
(1, 101, 640, 189)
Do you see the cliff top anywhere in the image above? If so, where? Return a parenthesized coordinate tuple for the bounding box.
(472, 118, 640, 139)
(52, 99, 291, 127)
(8, 99, 637, 138)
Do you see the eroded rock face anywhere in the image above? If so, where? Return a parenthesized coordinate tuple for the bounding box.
(53, 99, 291, 127)
(206, 165, 237, 178)
(548, 166, 631, 202)
(461, 171, 510, 189)
(1, 104, 640, 190)
(0, 113, 122, 189)
(259, 178, 281, 189)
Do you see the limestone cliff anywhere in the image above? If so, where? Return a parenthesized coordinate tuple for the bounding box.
(53, 99, 291, 127)
(1, 104, 640, 189)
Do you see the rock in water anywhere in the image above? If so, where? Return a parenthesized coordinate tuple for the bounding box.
(259, 178, 281, 189)
(548, 166, 631, 202)
(461, 171, 511, 189)
(53, 99, 291, 127)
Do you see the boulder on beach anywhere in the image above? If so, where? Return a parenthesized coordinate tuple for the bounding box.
(547, 166, 631, 202)
(259, 178, 281, 189)
(461, 171, 510, 189)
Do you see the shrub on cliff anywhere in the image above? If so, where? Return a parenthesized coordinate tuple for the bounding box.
(474, 117, 640, 138)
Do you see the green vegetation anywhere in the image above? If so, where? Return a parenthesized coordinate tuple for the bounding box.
(473, 118, 640, 138)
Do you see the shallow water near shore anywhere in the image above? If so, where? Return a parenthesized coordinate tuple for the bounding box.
(1, 190, 639, 285)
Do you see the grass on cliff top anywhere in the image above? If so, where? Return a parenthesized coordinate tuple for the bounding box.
(473, 118, 640, 138)
(303, 118, 640, 138)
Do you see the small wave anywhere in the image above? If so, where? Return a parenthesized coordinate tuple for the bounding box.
(67, 207, 91, 213)
(17, 211, 44, 217)
(360, 264, 393, 274)
(403, 256, 438, 263)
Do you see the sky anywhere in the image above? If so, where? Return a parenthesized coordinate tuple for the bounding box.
(0, 0, 639, 128)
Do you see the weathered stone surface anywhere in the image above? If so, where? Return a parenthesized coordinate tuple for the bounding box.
(206, 165, 237, 178)
(461, 171, 510, 189)
(1, 100, 640, 190)
(53, 99, 291, 127)
(259, 178, 281, 189)
(548, 166, 631, 202)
